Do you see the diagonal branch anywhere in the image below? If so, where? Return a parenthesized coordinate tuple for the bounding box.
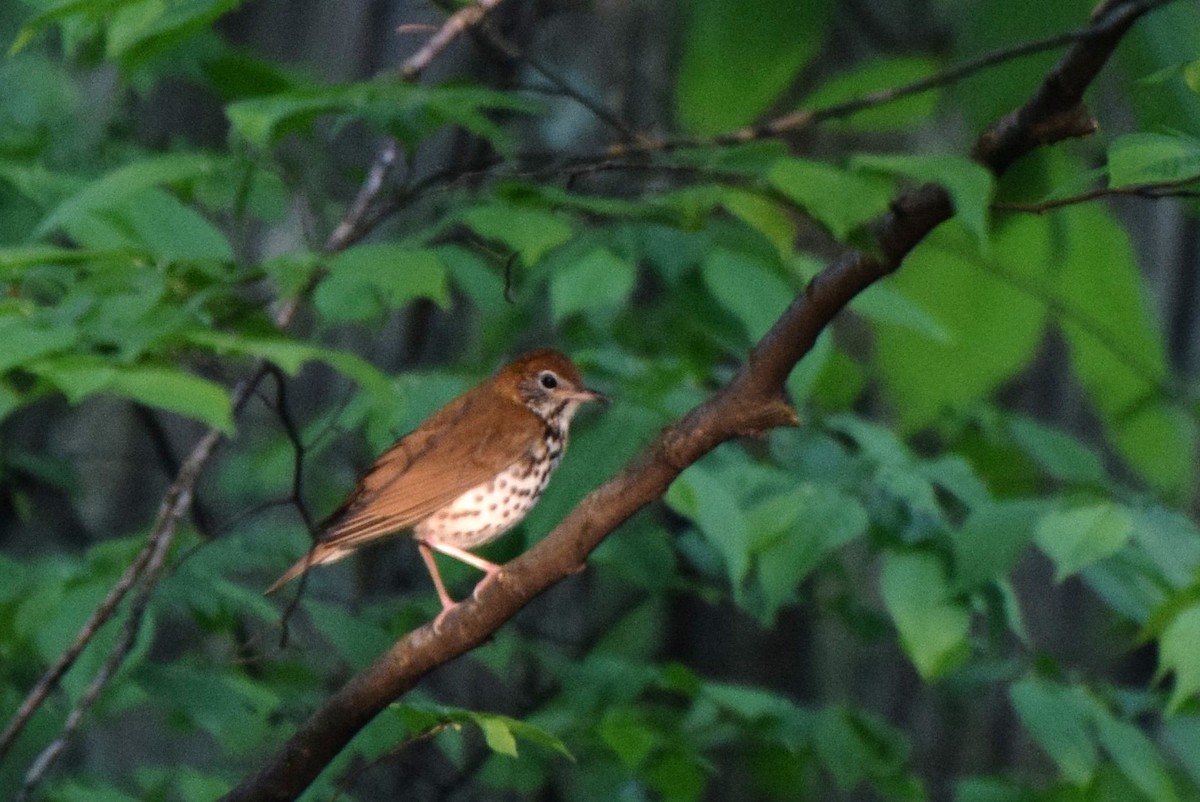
(400, 0, 507, 80)
(220, 1, 1161, 799)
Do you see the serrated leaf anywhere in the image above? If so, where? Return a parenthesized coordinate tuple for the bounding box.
(1034, 503, 1133, 582)
(1009, 677, 1097, 785)
(227, 80, 533, 151)
(880, 551, 970, 679)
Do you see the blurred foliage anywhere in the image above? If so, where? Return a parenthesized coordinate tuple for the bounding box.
(2, 0, 1200, 800)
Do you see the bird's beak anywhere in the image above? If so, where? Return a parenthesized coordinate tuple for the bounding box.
(575, 386, 609, 405)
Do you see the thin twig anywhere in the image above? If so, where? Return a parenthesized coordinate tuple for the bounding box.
(995, 173, 1200, 213)
(0, 121, 406, 791)
(400, 0, 506, 81)
(221, 2, 1168, 799)
(476, 23, 651, 146)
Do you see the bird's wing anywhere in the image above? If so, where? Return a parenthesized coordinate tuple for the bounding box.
(317, 392, 542, 549)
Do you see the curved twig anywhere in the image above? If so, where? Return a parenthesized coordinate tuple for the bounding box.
(220, 1, 1163, 799)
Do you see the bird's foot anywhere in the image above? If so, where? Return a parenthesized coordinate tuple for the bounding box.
(432, 606, 451, 633)
(470, 565, 504, 602)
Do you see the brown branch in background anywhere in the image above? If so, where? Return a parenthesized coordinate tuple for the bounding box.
(400, 0, 506, 80)
(995, 173, 1200, 213)
(604, 0, 1176, 159)
(220, 1, 1163, 799)
(0, 115, 407, 788)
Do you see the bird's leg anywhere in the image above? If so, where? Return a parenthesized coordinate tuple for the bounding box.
(417, 541, 458, 617)
(427, 541, 504, 603)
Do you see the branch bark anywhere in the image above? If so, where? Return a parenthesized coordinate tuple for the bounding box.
(222, 1, 1162, 799)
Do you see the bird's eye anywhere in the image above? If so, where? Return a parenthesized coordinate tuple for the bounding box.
(539, 371, 559, 389)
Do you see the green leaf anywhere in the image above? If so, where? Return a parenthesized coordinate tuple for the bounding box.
(121, 188, 234, 262)
(950, 500, 1043, 590)
(768, 158, 894, 240)
(1164, 715, 1200, 786)
(1034, 503, 1133, 582)
(1007, 415, 1106, 485)
(478, 716, 519, 758)
(1009, 677, 1097, 785)
(315, 245, 449, 322)
(803, 56, 943, 132)
(1089, 702, 1179, 801)
(30, 357, 234, 432)
(458, 202, 573, 267)
(873, 216, 1051, 430)
(848, 281, 951, 343)
(879, 551, 970, 679)
(104, 0, 241, 71)
(666, 464, 750, 590)
(391, 703, 573, 761)
(184, 330, 388, 392)
(596, 708, 658, 768)
(749, 484, 867, 622)
(0, 316, 78, 373)
(720, 189, 798, 260)
(36, 152, 219, 237)
(853, 153, 995, 243)
(676, 0, 832, 135)
(1159, 604, 1200, 713)
(549, 247, 636, 323)
(227, 80, 533, 151)
(1055, 204, 1195, 497)
(303, 600, 394, 670)
(700, 247, 791, 342)
(1107, 132, 1200, 187)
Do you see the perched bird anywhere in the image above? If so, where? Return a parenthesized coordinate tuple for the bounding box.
(266, 349, 606, 623)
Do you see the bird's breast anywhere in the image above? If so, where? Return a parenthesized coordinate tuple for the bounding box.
(414, 437, 563, 550)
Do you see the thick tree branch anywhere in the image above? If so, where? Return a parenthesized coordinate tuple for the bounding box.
(222, 1, 1162, 799)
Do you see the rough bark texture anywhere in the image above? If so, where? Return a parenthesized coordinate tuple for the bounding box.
(222, 2, 1159, 799)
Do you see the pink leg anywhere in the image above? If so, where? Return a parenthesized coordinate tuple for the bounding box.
(418, 542, 457, 612)
(419, 540, 505, 630)
(427, 541, 502, 574)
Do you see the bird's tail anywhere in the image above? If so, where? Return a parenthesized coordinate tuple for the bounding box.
(264, 545, 349, 595)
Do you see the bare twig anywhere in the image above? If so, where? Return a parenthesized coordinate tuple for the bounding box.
(477, 23, 651, 146)
(602, 0, 1175, 159)
(400, 0, 506, 81)
(995, 173, 1200, 213)
(221, 2, 1165, 800)
(0, 118, 407, 787)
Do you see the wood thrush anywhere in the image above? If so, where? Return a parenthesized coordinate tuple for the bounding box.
(266, 349, 606, 622)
